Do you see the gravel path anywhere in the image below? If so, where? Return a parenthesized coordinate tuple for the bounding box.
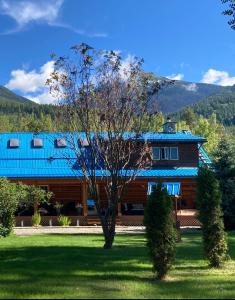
(14, 226, 146, 236)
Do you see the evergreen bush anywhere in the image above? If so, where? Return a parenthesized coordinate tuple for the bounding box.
(196, 167, 229, 267)
(144, 182, 176, 280)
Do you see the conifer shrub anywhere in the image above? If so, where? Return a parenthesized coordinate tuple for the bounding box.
(144, 182, 177, 280)
(196, 167, 229, 267)
(32, 212, 41, 227)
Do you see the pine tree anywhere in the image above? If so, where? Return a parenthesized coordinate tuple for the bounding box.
(144, 182, 177, 280)
(213, 137, 235, 230)
(196, 167, 228, 267)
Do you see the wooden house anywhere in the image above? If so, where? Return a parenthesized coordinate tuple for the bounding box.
(0, 120, 211, 226)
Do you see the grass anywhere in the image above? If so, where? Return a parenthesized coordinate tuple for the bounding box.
(0, 232, 235, 299)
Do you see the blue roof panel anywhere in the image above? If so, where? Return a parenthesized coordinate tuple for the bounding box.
(0, 132, 206, 179)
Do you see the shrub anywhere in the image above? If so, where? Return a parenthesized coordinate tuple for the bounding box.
(32, 212, 41, 227)
(144, 182, 177, 280)
(58, 215, 71, 227)
(0, 225, 11, 238)
(197, 167, 229, 267)
(0, 178, 27, 237)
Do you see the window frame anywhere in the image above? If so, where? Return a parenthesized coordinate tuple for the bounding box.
(152, 147, 160, 161)
(161, 147, 169, 160)
(170, 147, 179, 160)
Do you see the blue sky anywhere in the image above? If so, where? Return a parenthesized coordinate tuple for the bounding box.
(0, 0, 235, 104)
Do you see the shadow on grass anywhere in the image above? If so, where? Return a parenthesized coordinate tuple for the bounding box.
(0, 233, 235, 298)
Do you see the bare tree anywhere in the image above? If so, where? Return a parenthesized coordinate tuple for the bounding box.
(47, 44, 166, 249)
(222, 0, 235, 30)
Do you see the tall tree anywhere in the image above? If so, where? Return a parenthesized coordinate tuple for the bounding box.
(213, 137, 235, 230)
(144, 183, 176, 280)
(196, 168, 228, 267)
(47, 44, 167, 249)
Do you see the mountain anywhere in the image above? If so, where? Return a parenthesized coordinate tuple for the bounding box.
(0, 86, 57, 118)
(157, 79, 234, 114)
(173, 90, 235, 126)
(0, 86, 35, 105)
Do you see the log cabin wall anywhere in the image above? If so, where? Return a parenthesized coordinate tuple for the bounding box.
(12, 177, 196, 211)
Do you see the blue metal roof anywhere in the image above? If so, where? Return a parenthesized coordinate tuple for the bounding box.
(199, 146, 212, 166)
(0, 132, 206, 179)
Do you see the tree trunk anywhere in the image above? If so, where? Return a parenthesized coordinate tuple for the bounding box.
(99, 206, 117, 249)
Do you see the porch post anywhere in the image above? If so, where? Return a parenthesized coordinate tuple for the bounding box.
(118, 203, 122, 217)
(82, 182, 88, 217)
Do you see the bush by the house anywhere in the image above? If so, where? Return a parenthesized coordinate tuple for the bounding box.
(144, 182, 177, 280)
(58, 215, 72, 227)
(0, 179, 27, 237)
(197, 167, 229, 267)
(32, 212, 41, 227)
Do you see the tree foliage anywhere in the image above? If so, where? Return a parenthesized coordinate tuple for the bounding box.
(0, 179, 53, 237)
(196, 168, 228, 267)
(213, 137, 235, 230)
(222, 0, 235, 30)
(144, 183, 176, 280)
(47, 43, 168, 249)
(176, 109, 223, 155)
(0, 179, 27, 237)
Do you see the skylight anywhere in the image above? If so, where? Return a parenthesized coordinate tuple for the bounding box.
(56, 138, 67, 147)
(33, 138, 43, 148)
(9, 138, 19, 148)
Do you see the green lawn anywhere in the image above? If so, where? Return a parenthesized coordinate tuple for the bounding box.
(0, 232, 235, 299)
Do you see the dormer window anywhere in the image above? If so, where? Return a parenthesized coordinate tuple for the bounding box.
(9, 138, 19, 148)
(56, 138, 67, 148)
(152, 146, 179, 161)
(33, 138, 43, 148)
(161, 147, 169, 160)
(170, 147, 179, 160)
(152, 147, 160, 160)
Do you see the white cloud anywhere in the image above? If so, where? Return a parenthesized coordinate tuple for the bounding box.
(26, 91, 55, 105)
(201, 68, 235, 86)
(5, 61, 56, 104)
(0, 0, 107, 37)
(182, 83, 198, 92)
(0, 0, 63, 30)
(167, 73, 184, 81)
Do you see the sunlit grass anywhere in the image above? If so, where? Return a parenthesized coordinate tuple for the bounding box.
(0, 232, 235, 299)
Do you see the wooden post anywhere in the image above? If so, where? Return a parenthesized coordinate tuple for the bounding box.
(82, 182, 88, 217)
(118, 203, 122, 217)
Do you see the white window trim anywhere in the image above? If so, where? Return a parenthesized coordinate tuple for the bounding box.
(170, 147, 179, 160)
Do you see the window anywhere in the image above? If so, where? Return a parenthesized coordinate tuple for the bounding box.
(39, 185, 49, 192)
(152, 147, 160, 160)
(9, 138, 19, 148)
(33, 138, 43, 148)
(56, 138, 67, 148)
(148, 182, 181, 196)
(161, 147, 169, 160)
(80, 138, 89, 147)
(152, 146, 179, 161)
(170, 147, 179, 160)
(162, 182, 181, 196)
